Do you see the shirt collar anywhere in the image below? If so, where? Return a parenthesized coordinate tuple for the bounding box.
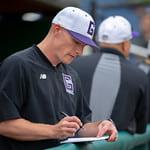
(100, 47, 125, 59)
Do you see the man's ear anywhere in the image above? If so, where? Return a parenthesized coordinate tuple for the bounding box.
(52, 24, 62, 34)
(122, 41, 130, 57)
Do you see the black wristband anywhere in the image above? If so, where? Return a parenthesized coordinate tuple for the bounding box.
(107, 119, 115, 125)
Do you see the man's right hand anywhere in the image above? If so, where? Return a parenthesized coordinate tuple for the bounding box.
(53, 116, 82, 140)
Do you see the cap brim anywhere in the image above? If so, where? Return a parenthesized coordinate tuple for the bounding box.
(132, 31, 139, 38)
(67, 30, 98, 48)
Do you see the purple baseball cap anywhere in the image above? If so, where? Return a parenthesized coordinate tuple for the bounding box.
(52, 7, 98, 48)
(67, 30, 98, 47)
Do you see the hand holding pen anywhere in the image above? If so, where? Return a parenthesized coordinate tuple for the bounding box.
(60, 112, 83, 133)
(52, 112, 83, 140)
(60, 111, 83, 128)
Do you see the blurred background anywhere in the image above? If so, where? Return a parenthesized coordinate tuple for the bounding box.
(0, 0, 150, 61)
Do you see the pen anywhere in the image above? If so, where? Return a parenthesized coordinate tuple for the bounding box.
(60, 111, 83, 129)
(60, 111, 69, 117)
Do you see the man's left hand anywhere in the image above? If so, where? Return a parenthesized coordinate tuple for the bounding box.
(97, 120, 118, 142)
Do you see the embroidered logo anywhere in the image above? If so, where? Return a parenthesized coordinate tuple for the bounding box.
(40, 74, 47, 79)
(62, 73, 74, 95)
(102, 34, 109, 40)
(87, 21, 95, 36)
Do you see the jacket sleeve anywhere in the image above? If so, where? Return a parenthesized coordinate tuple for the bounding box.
(0, 56, 26, 122)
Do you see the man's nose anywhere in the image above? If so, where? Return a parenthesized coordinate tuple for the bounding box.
(75, 45, 85, 56)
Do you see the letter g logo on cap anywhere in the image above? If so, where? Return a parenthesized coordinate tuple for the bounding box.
(87, 21, 95, 36)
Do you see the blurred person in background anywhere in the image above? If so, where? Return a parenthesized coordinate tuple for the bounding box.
(148, 70, 150, 123)
(132, 6, 150, 48)
(0, 7, 117, 150)
(71, 16, 149, 134)
(130, 6, 150, 124)
(139, 7, 150, 48)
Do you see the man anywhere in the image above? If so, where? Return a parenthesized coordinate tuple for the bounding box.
(0, 7, 117, 150)
(71, 16, 149, 134)
(138, 9, 150, 47)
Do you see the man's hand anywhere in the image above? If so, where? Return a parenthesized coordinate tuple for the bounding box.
(97, 120, 118, 142)
(53, 116, 83, 140)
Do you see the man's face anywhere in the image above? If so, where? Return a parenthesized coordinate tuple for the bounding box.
(140, 14, 150, 40)
(54, 27, 86, 64)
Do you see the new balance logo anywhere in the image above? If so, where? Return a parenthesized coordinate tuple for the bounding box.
(40, 74, 47, 79)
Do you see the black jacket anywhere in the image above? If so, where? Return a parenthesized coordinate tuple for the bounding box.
(71, 48, 149, 134)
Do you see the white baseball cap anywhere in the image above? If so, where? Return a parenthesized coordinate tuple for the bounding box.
(97, 16, 138, 44)
(52, 7, 98, 47)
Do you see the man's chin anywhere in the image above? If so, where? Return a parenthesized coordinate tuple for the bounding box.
(62, 58, 74, 64)
(63, 61, 72, 64)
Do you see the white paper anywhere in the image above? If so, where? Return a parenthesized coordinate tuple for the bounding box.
(60, 135, 109, 144)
